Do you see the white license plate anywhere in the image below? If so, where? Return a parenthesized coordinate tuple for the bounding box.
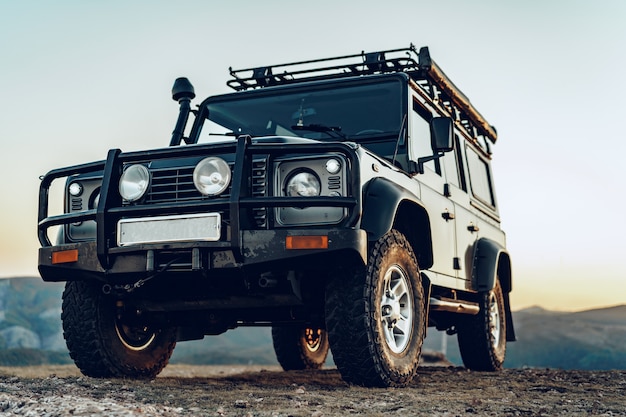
(117, 213, 221, 246)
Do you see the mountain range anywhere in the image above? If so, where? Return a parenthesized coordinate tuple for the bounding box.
(0, 277, 623, 370)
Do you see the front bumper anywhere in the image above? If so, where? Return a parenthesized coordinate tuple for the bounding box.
(38, 137, 366, 284)
(39, 228, 367, 283)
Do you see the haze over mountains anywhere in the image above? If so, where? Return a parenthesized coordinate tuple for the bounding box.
(436, 304, 626, 370)
(1, 278, 624, 370)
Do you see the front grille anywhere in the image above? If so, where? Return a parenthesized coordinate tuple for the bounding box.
(146, 166, 199, 203)
(141, 157, 268, 227)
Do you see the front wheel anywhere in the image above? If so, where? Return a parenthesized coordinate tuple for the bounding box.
(62, 281, 177, 378)
(272, 326, 329, 370)
(325, 230, 426, 387)
(457, 280, 507, 371)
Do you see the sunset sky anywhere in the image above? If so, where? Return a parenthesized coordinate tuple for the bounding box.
(1, 1, 624, 312)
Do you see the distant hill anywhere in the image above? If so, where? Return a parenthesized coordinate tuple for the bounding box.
(428, 305, 626, 370)
(170, 327, 276, 365)
(504, 305, 626, 370)
(1, 277, 624, 370)
(0, 278, 70, 365)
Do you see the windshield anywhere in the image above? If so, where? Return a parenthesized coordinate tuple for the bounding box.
(198, 79, 404, 155)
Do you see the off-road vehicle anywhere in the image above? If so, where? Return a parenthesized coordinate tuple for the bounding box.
(38, 45, 514, 387)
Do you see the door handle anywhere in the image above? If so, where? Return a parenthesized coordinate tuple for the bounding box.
(467, 223, 479, 233)
(442, 211, 455, 221)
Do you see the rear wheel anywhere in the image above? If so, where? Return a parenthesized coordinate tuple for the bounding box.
(325, 230, 425, 387)
(272, 326, 329, 370)
(62, 281, 177, 378)
(457, 280, 506, 371)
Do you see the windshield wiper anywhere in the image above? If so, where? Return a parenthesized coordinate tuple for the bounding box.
(291, 124, 346, 139)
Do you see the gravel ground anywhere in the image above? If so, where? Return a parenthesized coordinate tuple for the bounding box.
(0, 365, 624, 416)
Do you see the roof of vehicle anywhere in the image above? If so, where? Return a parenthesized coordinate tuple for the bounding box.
(227, 45, 498, 144)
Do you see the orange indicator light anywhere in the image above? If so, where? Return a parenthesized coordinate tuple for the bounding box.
(285, 235, 329, 250)
(51, 249, 79, 264)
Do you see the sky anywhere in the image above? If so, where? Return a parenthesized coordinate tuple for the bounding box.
(1, 0, 625, 312)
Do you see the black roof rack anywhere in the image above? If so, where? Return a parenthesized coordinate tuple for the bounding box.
(227, 45, 497, 143)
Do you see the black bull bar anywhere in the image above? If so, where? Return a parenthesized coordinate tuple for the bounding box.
(38, 136, 362, 272)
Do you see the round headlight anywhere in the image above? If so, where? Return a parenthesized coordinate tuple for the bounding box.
(286, 171, 321, 197)
(119, 164, 150, 202)
(68, 182, 83, 197)
(193, 157, 231, 196)
(325, 158, 341, 174)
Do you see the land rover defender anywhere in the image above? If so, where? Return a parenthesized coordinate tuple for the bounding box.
(38, 45, 514, 387)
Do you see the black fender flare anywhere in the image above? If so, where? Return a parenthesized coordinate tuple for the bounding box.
(472, 238, 516, 341)
(361, 177, 434, 269)
(472, 238, 511, 292)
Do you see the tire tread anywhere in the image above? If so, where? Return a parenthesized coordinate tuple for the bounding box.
(326, 230, 425, 387)
(62, 281, 176, 378)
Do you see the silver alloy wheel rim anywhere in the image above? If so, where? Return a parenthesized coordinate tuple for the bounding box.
(115, 322, 156, 352)
(488, 292, 501, 347)
(380, 265, 413, 354)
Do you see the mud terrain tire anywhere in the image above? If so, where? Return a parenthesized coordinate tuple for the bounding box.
(325, 229, 425, 387)
(457, 280, 506, 371)
(272, 326, 329, 370)
(62, 281, 177, 378)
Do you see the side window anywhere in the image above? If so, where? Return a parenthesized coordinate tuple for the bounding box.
(411, 99, 439, 174)
(465, 145, 495, 206)
(454, 135, 467, 192)
(476, 134, 491, 154)
(441, 134, 462, 189)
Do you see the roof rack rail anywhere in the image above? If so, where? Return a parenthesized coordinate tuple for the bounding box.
(227, 45, 497, 143)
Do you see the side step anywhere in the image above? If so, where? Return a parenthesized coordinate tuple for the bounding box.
(429, 297, 479, 315)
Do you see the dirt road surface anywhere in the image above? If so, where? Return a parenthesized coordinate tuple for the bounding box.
(0, 365, 624, 416)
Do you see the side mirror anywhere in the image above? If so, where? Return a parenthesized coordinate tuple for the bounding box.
(430, 117, 454, 153)
(411, 117, 455, 175)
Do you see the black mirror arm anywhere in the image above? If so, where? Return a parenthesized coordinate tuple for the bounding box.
(412, 151, 445, 175)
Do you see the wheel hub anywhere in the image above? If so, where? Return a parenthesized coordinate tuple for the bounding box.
(382, 295, 402, 326)
(115, 320, 156, 352)
(380, 265, 413, 354)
